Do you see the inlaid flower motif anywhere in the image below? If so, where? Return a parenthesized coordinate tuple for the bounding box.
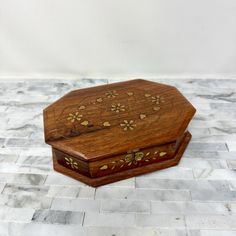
(120, 120, 136, 131)
(105, 90, 118, 98)
(151, 95, 165, 104)
(65, 157, 78, 169)
(124, 153, 133, 163)
(67, 112, 83, 123)
(124, 151, 144, 166)
(99, 149, 163, 171)
(134, 151, 144, 161)
(111, 103, 125, 113)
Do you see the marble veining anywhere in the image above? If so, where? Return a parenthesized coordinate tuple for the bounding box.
(0, 78, 236, 236)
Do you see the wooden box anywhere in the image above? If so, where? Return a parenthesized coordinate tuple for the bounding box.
(43, 79, 196, 187)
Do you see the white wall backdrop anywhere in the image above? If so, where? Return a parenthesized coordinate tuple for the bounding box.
(0, 0, 236, 79)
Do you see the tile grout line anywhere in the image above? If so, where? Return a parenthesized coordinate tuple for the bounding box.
(82, 212, 86, 226)
(225, 143, 230, 152)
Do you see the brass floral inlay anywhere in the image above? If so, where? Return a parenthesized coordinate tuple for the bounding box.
(65, 89, 165, 132)
(124, 151, 144, 166)
(65, 157, 78, 169)
(67, 112, 83, 123)
(143, 94, 164, 113)
(151, 95, 165, 104)
(99, 149, 169, 171)
(124, 153, 133, 163)
(105, 90, 118, 98)
(120, 120, 136, 131)
(111, 103, 125, 113)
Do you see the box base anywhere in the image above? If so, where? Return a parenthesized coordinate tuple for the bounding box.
(53, 131, 192, 187)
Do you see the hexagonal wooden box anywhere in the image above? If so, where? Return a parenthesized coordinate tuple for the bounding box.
(43, 79, 196, 187)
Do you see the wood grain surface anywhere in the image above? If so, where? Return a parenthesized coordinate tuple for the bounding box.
(52, 131, 192, 187)
(44, 79, 195, 186)
(44, 79, 196, 161)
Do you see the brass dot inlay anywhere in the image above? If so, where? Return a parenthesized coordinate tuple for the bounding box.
(78, 105, 85, 110)
(96, 97, 103, 103)
(100, 165, 108, 170)
(81, 120, 89, 126)
(103, 121, 111, 127)
(140, 114, 146, 120)
(159, 152, 167, 157)
(153, 106, 160, 111)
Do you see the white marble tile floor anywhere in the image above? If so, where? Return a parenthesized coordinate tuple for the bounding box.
(0, 78, 236, 236)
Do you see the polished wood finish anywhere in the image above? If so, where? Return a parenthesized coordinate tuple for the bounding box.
(52, 131, 192, 187)
(44, 79, 196, 186)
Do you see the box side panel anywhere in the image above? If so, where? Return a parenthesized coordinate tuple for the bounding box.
(52, 148, 90, 177)
(52, 132, 191, 187)
(51, 131, 187, 180)
(89, 139, 178, 178)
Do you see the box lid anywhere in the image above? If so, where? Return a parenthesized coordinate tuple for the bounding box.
(44, 79, 196, 162)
